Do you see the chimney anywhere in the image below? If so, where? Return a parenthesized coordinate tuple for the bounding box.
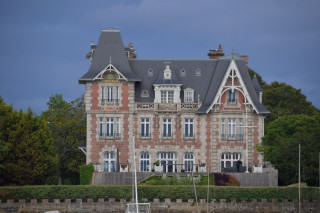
(208, 44, 225, 59)
(239, 55, 249, 67)
(129, 42, 137, 59)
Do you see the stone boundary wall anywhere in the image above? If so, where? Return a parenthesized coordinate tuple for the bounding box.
(0, 198, 319, 213)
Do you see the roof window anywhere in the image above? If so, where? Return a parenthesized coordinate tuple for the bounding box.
(141, 89, 149, 97)
(148, 68, 153, 76)
(180, 68, 186, 76)
(195, 68, 201, 76)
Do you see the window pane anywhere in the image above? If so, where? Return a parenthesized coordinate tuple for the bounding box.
(110, 161, 115, 172)
(105, 161, 109, 172)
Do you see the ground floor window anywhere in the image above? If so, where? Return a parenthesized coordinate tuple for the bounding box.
(158, 152, 177, 172)
(220, 152, 242, 171)
(104, 151, 116, 172)
(140, 152, 150, 172)
(184, 152, 194, 172)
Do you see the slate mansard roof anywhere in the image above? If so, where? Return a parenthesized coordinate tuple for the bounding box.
(79, 28, 270, 115)
(79, 27, 140, 82)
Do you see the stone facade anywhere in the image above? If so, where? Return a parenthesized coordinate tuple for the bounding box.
(79, 28, 270, 174)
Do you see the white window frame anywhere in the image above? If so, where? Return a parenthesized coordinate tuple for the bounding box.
(107, 86, 113, 103)
(140, 152, 150, 172)
(162, 118, 172, 138)
(184, 88, 194, 103)
(158, 152, 177, 173)
(99, 118, 103, 137)
(238, 118, 243, 139)
(116, 117, 121, 139)
(101, 86, 105, 103)
(220, 152, 243, 171)
(184, 118, 194, 138)
(104, 151, 116, 172)
(161, 90, 174, 103)
(227, 90, 237, 104)
(184, 152, 194, 172)
(228, 118, 236, 139)
(115, 86, 119, 103)
(141, 118, 150, 138)
(106, 118, 114, 137)
(221, 118, 225, 140)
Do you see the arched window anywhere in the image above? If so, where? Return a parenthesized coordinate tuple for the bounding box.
(158, 152, 177, 173)
(140, 152, 150, 172)
(220, 152, 243, 172)
(227, 90, 238, 104)
(184, 152, 194, 172)
(104, 151, 116, 172)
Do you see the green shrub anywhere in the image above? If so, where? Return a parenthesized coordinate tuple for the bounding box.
(79, 163, 94, 185)
(0, 185, 318, 202)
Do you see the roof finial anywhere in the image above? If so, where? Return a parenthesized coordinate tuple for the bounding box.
(232, 48, 234, 59)
(109, 56, 112, 64)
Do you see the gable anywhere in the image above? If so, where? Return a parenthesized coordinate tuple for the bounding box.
(206, 59, 269, 114)
(93, 63, 128, 82)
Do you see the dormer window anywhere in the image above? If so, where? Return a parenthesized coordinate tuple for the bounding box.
(184, 88, 194, 103)
(161, 90, 174, 103)
(195, 68, 201, 76)
(227, 90, 237, 104)
(141, 89, 149, 97)
(148, 68, 153, 76)
(180, 68, 186, 77)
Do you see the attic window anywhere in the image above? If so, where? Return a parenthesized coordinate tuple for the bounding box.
(141, 89, 149, 97)
(184, 88, 194, 103)
(195, 68, 201, 76)
(180, 69, 186, 76)
(148, 68, 153, 76)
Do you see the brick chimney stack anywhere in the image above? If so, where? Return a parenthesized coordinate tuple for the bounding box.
(208, 44, 225, 59)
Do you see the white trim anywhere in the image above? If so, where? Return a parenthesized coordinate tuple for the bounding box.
(93, 63, 128, 81)
(206, 60, 258, 113)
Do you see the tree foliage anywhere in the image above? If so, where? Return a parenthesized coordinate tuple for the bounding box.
(0, 96, 58, 185)
(259, 114, 320, 186)
(262, 81, 319, 126)
(42, 94, 86, 185)
(248, 67, 266, 88)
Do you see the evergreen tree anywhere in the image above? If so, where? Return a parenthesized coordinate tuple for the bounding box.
(0, 96, 58, 185)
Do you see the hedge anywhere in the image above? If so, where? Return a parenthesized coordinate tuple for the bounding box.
(0, 185, 319, 202)
(79, 163, 94, 185)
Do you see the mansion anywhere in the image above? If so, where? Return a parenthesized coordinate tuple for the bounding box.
(79, 27, 270, 173)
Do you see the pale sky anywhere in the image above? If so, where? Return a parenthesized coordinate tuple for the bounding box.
(1, 0, 319, 114)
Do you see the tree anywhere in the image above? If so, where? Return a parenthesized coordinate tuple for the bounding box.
(42, 94, 86, 184)
(248, 67, 266, 88)
(259, 114, 320, 186)
(0, 96, 58, 185)
(262, 81, 319, 126)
